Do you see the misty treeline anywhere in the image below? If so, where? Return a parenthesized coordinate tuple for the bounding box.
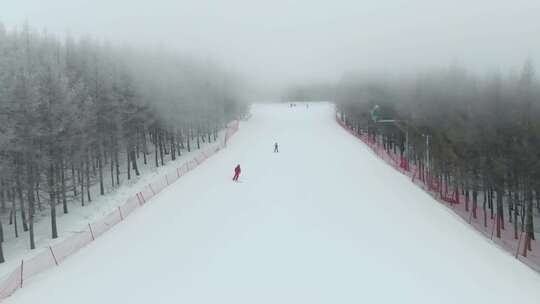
(281, 83, 335, 102)
(336, 62, 540, 255)
(0, 24, 246, 262)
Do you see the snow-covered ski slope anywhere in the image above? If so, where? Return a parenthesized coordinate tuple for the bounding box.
(5, 103, 540, 303)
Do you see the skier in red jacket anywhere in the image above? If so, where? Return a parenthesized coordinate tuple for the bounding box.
(232, 164, 241, 181)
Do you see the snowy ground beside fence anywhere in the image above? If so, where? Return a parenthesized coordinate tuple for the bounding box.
(0, 128, 228, 278)
(4, 103, 540, 303)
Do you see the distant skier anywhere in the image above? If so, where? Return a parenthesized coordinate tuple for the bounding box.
(232, 164, 241, 181)
(274, 142, 279, 153)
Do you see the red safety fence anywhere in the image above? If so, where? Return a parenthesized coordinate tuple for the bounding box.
(336, 114, 540, 273)
(0, 120, 240, 301)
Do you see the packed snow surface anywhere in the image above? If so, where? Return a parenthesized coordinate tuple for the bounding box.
(5, 103, 540, 303)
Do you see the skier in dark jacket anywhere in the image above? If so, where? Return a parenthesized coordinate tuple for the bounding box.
(274, 142, 279, 152)
(232, 164, 241, 181)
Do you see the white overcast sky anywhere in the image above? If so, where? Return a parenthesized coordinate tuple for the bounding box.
(1, 0, 539, 91)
